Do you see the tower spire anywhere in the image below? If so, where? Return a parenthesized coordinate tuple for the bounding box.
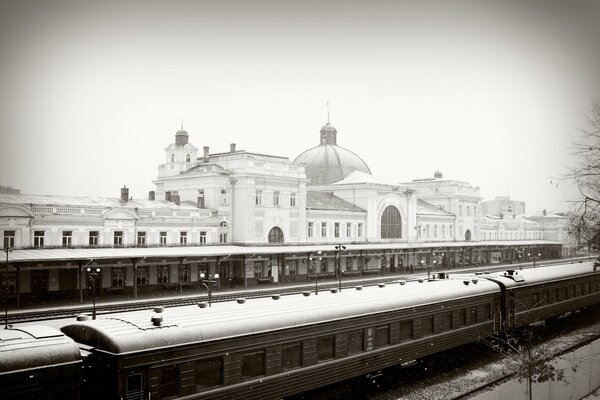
(327, 100, 330, 124)
(181, 116, 183, 131)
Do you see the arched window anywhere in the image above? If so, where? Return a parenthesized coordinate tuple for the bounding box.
(219, 221, 228, 228)
(220, 189, 228, 205)
(465, 229, 472, 241)
(381, 206, 402, 239)
(268, 227, 284, 243)
(171, 154, 175, 162)
(186, 154, 190, 162)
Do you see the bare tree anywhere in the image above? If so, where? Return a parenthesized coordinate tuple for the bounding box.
(568, 99, 600, 257)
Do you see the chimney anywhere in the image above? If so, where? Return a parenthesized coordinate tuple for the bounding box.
(148, 191, 155, 201)
(121, 186, 129, 202)
(230, 143, 236, 153)
(165, 191, 171, 201)
(203, 146, 209, 163)
(171, 193, 180, 206)
(543, 209, 547, 216)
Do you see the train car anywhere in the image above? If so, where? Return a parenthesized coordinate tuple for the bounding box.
(0, 325, 82, 400)
(487, 262, 600, 330)
(61, 277, 502, 400)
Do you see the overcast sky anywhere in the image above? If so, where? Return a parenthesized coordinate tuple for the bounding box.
(1, 0, 599, 214)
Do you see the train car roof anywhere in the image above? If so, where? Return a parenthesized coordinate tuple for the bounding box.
(485, 262, 598, 288)
(0, 325, 81, 374)
(61, 277, 499, 354)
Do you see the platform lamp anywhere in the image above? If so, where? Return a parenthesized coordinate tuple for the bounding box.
(308, 251, 322, 295)
(334, 245, 346, 292)
(4, 246, 12, 329)
(86, 267, 101, 320)
(200, 272, 219, 307)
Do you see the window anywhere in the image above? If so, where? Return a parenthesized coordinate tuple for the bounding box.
(126, 374, 143, 398)
(441, 312, 452, 331)
(287, 259, 298, 275)
(375, 326, 390, 348)
(241, 351, 265, 380)
(399, 320, 413, 342)
(346, 223, 352, 237)
(290, 192, 296, 207)
(470, 306, 478, 324)
(196, 357, 223, 390)
(113, 231, 123, 246)
(159, 231, 167, 245)
(307, 222, 314, 238)
(137, 232, 146, 246)
(268, 227, 284, 243)
(467, 206, 470, 216)
(186, 154, 190, 162)
(348, 330, 364, 354)
(157, 266, 169, 283)
(34, 231, 45, 247)
(321, 222, 327, 237)
(254, 261, 264, 277)
(159, 365, 179, 398)
(171, 154, 175, 162)
(3, 230, 15, 248)
(334, 223, 340, 238)
(255, 190, 263, 205)
(433, 225, 438, 238)
(112, 268, 124, 287)
(199, 231, 207, 244)
(316, 336, 335, 361)
(88, 231, 98, 246)
(197, 189, 205, 208)
(62, 230, 72, 247)
(274, 191, 280, 206)
(346, 257, 353, 271)
(417, 226, 422, 238)
(422, 316, 434, 336)
(441, 225, 446, 238)
(449, 225, 454, 238)
(358, 223, 363, 237)
(282, 344, 302, 370)
(136, 267, 148, 286)
(180, 231, 187, 245)
(220, 189, 228, 205)
(181, 265, 190, 282)
(381, 205, 402, 238)
(474, 206, 477, 216)
(219, 233, 227, 243)
(320, 258, 328, 273)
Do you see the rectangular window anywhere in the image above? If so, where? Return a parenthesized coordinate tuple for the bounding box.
(348, 330, 364, 354)
(467, 206, 470, 216)
(449, 225, 454, 238)
(34, 231, 45, 247)
(159, 231, 167, 246)
(346, 223, 352, 237)
(126, 374, 143, 397)
(62, 230, 72, 247)
(111, 268, 124, 287)
(320, 258, 328, 273)
(196, 357, 223, 390)
(282, 344, 302, 371)
(113, 231, 123, 246)
(3, 230, 15, 248)
(470, 306, 478, 324)
(197, 189, 205, 208)
(274, 191, 280, 206)
(199, 231, 207, 244)
(358, 223, 363, 237)
(400, 320, 413, 342)
(345, 257, 353, 271)
(180, 231, 187, 245)
(321, 222, 327, 237)
(255, 190, 263, 205)
(88, 231, 98, 246)
(221, 190, 229, 205)
(219, 233, 227, 244)
(316, 336, 335, 362)
(375, 326, 390, 348)
(290, 192, 297, 207)
(254, 261, 263, 277)
(474, 206, 477, 216)
(241, 351, 265, 380)
(417, 226, 422, 238)
(441, 312, 452, 331)
(181, 265, 190, 282)
(459, 205, 463, 216)
(157, 265, 169, 283)
(441, 225, 446, 238)
(137, 231, 146, 246)
(334, 223, 340, 238)
(159, 366, 179, 398)
(307, 222, 314, 238)
(433, 225, 438, 238)
(136, 267, 148, 286)
(422, 316, 434, 336)
(287, 259, 297, 275)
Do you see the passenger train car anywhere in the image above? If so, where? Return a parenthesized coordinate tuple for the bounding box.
(57, 262, 600, 400)
(0, 325, 82, 400)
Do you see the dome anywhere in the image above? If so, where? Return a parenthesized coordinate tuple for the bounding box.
(294, 123, 371, 185)
(175, 127, 189, 146)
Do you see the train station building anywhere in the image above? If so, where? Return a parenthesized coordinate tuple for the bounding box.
(1, 121, 567, 307)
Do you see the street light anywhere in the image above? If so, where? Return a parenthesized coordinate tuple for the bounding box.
(308, 251, 322, 295)
(200, 272, 219, 307)
(334, 245, 346, 292)
(4, 246, 12, 329)
(86, 267, 101, 320)
(528, 252, 541, 268)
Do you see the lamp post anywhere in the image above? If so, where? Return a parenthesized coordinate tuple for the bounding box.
(200, 272, 219, 307)
(308, 251, 322, 295)
(334, 245, 346, 292)
(86, 267, 101, 320)
(4, 246, 12, 329)
(528, 252, 541, 268)
(420, 259, 426, 278)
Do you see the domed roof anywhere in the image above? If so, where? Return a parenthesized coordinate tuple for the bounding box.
(294, 122, 371, 185)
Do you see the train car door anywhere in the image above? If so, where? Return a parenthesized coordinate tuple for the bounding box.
(125, 371, 145, 400)
(30, 269, 48, 301)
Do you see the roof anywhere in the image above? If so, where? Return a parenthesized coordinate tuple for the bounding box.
(306, 192, 366, 212)
(417, 199, 455, 217)
(61, 277, 500, 354)
(0, 193, 201, 211)
(294, 144, 371, 185)
(485, 262, 598, 289)
(0, 326, 81, 373)
(330, 170, 405, 188)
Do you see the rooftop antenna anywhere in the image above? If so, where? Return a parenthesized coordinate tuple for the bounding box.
(181, 116, 184, 130)
(327, 100, 330, 124)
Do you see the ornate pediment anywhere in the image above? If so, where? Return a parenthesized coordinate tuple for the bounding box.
(102, 208, 140, 220)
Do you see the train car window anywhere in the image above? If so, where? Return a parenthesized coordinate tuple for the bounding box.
(241, 351, 265, 380)
(127, 373, 143, 397)
(375, 326, 390, 348)
(485, 304, 492, 320)
(196, 357, 223, 390)
(422, 316, 434, 336)
(545, 290, 551, 304)
(532, 293, 539, 306)
(457, 309, 467, 327)
(399, 320, 413, 341)
(282, 344, 303, 370)
(568, 286, 575, 299)
(316, 336, 335, 361)
(348, 330, 364, 354)
(470, 306, 478, 324)
(576, 284, 583, 297)
(441, 312, 452, 331)
(584, 283, 590, 295)
(159, 366, 179, 398)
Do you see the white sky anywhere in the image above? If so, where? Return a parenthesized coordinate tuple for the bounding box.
(1, 0, 599, 214)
